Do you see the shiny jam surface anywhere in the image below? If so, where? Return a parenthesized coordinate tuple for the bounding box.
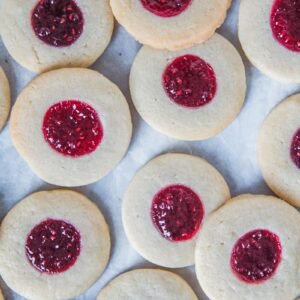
(270, 0, 300, 52)
(151, 184, 204, 242)
(230, 229, 282, 283)
(42, 100, 103, 157)
(291, 128, 300, 168)
(163, 55, 217, 108)
(140, 0, 192, 17)
(26, 219, 81, 274)
(31, 0, 84, 47)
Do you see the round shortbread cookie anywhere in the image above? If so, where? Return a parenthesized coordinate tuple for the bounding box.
(123, 153, 230, 268)
(0, 190, 111, 300)
(195, 194, 300, 300)
(239, 0, 300, 83)
(97, 269, 198, 300)
(258, 94, 300, 207)
(0, 67, 10, 132)
(110, 0, 231, 50)
(0, 0, 114, 73)
(10, 68, 132, 187)
(0, 289, 3, 300)
(130, 34, 246, 140)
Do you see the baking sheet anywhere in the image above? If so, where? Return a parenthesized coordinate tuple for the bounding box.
(0, 0, 299, 299)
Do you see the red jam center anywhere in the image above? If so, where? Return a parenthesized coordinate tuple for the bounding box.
(151, 184, 204, 242)
(31, 0, 84, 47)
(140, 0, 192, 17)
(290, 128, 300, 168)
(270, 0, 300, 52)
(26, 219, 81, 274)
(42, 100, 103, 157)
(163, 55, 217, 108)
(230, 229, 282, 283)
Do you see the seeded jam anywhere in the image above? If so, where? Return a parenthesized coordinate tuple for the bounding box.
(230, 229, 282, 283)
(42, 100, 103, 157)
(270, 0, 300, 52)
(163, 55, 217, 108)
(31, 0, 84, 47)
(151, 184, 204, 242)
(26, 219, 81, 274)
(290, 128, 300, 168)
(140, 0, 192, 17)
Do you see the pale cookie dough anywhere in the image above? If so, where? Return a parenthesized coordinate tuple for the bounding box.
(195, 194, 300, 300)
(0, 0, 114, 73)
(10, 68, 132, 187)
(110, 0, 231, 50)
(0, 67, 10, 132)
(258, 94, 300, 207)
(130, 34, 246, 140)
(123, 153, 230, 268)
(0, 190, 111, 300)
(239, 0, 300, 82)
(97, 269, 198, 300)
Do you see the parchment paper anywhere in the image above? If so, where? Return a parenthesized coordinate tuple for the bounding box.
(0, 1, 299, 299)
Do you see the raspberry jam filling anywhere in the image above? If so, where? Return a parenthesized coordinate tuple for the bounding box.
(290, 128, 300, 168)
(42, 100, 103, 157)
(26, 219, 81, 274)
(31, 0, 84, 47)
(163, 55, 217, 108)
(151, 184, 204, 242)
(270, 0, 300, 52)
(140, 0, 192, 17)
(230, 229, 282, 283)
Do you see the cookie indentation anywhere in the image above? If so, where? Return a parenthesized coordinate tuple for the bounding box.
(230, 229, 282, 283)
(26, 219, 81, 274)
(271, 0, 300, 52)
(42, 100, 103, 157)
(151, 184, 204, 241)
(290, 128, 300, 168)
(163, 55, 217, 108)
(31, 0, 84, 47)
(140, 0, 191, 17)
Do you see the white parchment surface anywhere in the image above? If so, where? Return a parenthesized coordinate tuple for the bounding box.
(0, 1, 299, 299)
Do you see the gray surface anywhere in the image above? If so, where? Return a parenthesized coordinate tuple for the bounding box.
(0, 0, 299, 299)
